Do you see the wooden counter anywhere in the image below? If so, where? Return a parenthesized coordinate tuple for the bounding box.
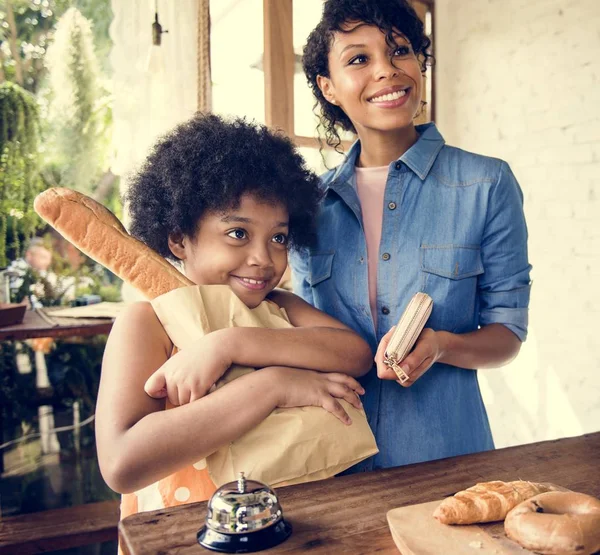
(0, 308, 113, 341)
(119, 432, 600, 554)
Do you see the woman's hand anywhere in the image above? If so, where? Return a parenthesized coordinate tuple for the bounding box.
(374, 327, 445, 387)
(144, 332, 233, 405)
(263, 366, 365, 425)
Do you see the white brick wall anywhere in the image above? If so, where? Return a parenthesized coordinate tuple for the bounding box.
(435, 0, 600, 447)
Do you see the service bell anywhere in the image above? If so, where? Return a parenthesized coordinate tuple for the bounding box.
(197, 472, 292, 553)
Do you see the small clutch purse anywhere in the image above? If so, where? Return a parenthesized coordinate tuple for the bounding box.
(384, 292, 433, 383)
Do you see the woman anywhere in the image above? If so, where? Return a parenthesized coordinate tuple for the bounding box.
(290, 0, 531, 471)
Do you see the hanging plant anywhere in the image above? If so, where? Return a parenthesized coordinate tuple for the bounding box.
(0, 82, 42, 267)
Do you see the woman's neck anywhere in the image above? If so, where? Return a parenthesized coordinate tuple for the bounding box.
(356, 125, 419, 168)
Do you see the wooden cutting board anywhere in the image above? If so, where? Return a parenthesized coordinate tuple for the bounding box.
(387, 500, 530, 554)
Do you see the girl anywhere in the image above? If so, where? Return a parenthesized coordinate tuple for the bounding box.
(95, 114, 373, 519)
(290, 0, 531, 470)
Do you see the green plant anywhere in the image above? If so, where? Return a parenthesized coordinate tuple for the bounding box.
(43, 7, 109, 194)
(0, 81, 42, 267)
(1, 1, 120, 240)
(0, 0, 113, 94)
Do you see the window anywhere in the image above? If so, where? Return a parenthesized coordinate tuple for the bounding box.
(210, 0, 265, 123)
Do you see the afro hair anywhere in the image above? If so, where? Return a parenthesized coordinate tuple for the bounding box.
(126, 113, 323, 260)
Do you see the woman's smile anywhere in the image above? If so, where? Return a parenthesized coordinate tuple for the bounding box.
(367, 85, 412, 108)
(318, 24, 423, 141)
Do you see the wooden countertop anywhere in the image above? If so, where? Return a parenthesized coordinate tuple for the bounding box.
(0, 307, 113, 341)
(119, 432, 600, 555)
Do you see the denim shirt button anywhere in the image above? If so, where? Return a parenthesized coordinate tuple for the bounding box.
(395, 162, 402, 170)
(381, 306, 390, 315)
(382, 252, 391, 261)
(388, 201, 397, 210)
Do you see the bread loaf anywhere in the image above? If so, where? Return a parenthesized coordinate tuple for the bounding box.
(504, 491, 600, 555)
(433, 480, 563, 525)
(34, 188, 193, 299)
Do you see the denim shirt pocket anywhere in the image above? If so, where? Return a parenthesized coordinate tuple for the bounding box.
(420, 245, 484, 332)
(307, 251, 335, 287)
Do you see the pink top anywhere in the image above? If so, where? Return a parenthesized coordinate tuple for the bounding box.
(355, 165, 389, 327)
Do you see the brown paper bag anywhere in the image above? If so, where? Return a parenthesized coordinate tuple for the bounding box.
(151, 285, 378, 487)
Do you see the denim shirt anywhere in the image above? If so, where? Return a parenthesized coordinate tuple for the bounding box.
(290, 123, 531, 471)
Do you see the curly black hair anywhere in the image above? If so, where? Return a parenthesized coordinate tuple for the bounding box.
(125, 113, 323, 260)
(303, 0, 434, 151)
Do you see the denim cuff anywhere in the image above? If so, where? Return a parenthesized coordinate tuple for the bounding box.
(479, 306, 529, 341)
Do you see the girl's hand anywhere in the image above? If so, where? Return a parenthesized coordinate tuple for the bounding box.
(263, 366, 365, 425)
(375, 328, 444, 387)
(144, 333, 232, 405)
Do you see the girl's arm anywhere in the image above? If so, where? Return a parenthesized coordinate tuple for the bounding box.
(228, 289, 373, 377)
(145, 290, 373, 403)
(375, 324, 521, 386)
(97, 302, 364, 493)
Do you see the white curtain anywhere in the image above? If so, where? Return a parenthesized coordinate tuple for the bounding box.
(110, 0, 199, 301)
(109, 0, 199, 182)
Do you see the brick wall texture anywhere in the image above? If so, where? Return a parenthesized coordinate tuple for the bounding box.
(435, 0, 600, 447)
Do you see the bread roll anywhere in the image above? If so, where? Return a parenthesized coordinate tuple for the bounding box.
(33, 188, 193, 299)
(504, 491, 600, 555)
(433, 480, 563, 525)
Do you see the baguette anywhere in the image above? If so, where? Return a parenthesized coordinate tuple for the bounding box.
(34, 188, 193, 299)
(433, 480, 564, 525)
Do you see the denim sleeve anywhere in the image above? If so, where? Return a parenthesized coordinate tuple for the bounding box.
(478, 162, 532, 341)
(289, 248, 314, 305)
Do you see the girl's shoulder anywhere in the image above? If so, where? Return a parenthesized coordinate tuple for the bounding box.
(265, 289, 294, 313)
(267, 289, 308, 324)
(110, 301, 172, 350)
(267, 289, 340, 329)
(117, 300, 158, 322)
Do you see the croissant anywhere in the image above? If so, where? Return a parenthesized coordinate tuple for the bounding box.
(433, 480, 563, 525)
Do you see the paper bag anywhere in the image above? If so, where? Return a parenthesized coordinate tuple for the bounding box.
(151, 285, 378, 487)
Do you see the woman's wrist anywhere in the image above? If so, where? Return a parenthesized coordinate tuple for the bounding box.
(435, 330, 456, 366)
(434, 325, 521, 370)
